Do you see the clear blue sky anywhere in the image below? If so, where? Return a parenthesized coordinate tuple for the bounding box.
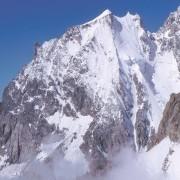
(0, 0, 179, 97)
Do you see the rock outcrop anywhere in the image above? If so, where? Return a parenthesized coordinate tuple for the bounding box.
(149, 93, 180, 149)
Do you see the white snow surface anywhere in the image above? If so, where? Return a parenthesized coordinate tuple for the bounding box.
(142, 137, 180, 180)
(47, 112, 93, 163)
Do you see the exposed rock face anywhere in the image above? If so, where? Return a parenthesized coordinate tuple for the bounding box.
(0, 80, 56, 163)
(1, 7, 180, 177)
(81, 112, 134, 174)
(162, 147, 175, 173)
(150, 93, 180, 148)
(133, 74, 150, 150)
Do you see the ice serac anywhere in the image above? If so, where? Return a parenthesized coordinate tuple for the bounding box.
(0, 7, 180, 178)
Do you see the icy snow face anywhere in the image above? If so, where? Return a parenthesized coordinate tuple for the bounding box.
(153, 51, 180, 105)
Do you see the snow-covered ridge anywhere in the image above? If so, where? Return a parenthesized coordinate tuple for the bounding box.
(96, 9, 112, 19)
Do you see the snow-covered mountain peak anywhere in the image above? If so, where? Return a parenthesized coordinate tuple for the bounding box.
(97, 9, 112, 19)
(124, 11, 141, 20)
(83, 10, 142, 32)
(2, 7, 180, 179)
(83, 9, 113, 26)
